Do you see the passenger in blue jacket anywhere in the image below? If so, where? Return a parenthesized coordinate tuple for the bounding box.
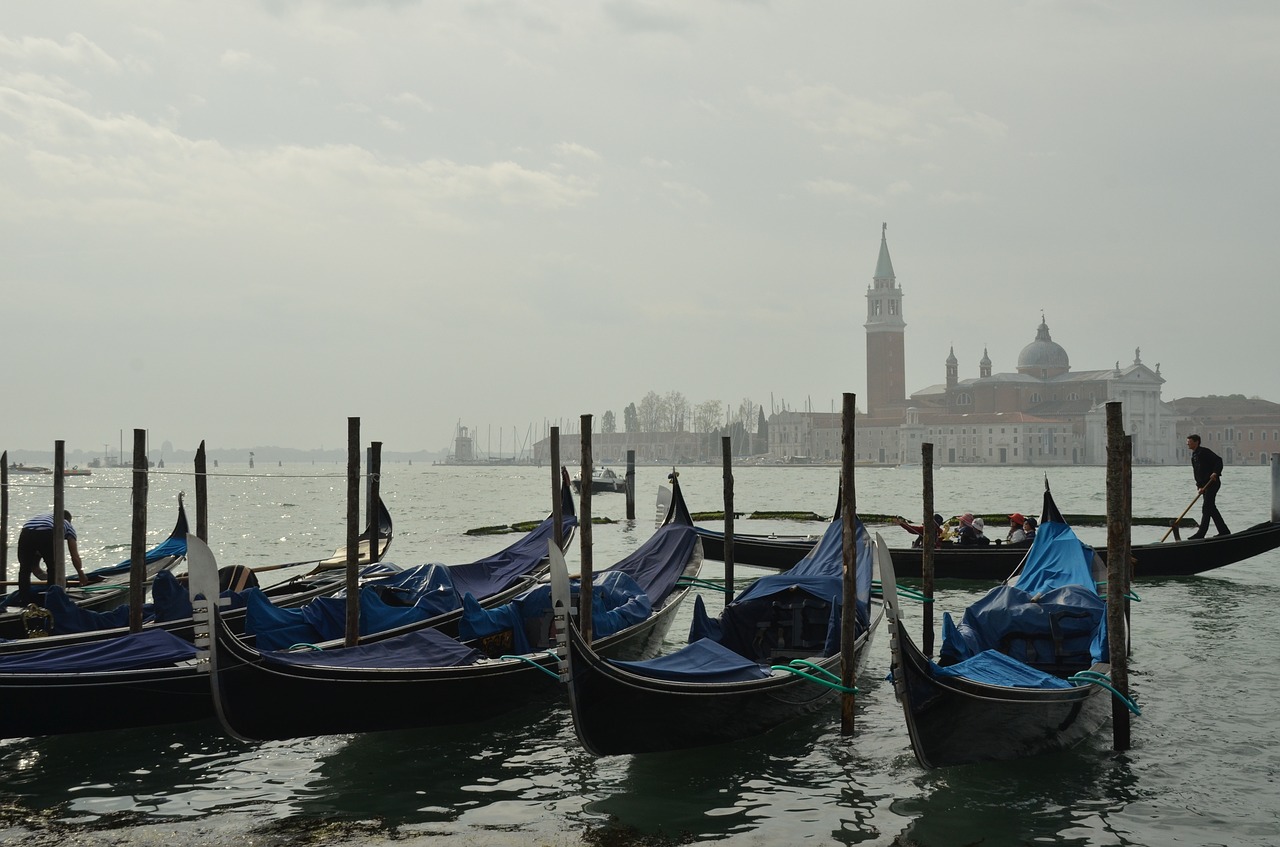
(1186, 434, 1229, 538)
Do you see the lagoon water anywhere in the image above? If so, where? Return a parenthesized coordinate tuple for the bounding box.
(2, 461, 1278, 846)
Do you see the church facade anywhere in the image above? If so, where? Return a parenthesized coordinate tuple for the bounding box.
(768, 226, 1179, 466)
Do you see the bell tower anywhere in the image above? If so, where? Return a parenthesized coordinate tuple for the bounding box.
(864, 223, 906, 417)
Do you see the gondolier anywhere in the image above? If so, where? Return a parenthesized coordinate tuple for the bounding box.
(16, 510, 86, 605)
(1186, 434, 1230, 539)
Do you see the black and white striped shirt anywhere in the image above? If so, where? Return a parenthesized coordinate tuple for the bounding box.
(21, 513, 77, 540)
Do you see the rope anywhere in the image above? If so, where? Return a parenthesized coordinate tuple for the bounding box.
(498, 650, 562, 679)
(1067, 670, 1142, 715)
(1095, 584, 1142, 602)
(873, 580, 933, 603)
(675, 577, 730, 593)
(769, 661, 858, 694)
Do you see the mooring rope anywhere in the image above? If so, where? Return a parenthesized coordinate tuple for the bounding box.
(1068, 669, 1142, 715)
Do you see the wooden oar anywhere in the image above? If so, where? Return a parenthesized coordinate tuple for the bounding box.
(1160, 490, 1203, 543)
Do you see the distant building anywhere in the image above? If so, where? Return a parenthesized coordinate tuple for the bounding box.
(1171, 396, 1280, 466)
(769, 225, 1180, 465)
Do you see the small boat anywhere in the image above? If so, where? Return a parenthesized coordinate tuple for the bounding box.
(570, 467, 627, 495)
(5, 463, 50, 474)
(557, 489, 883, 755)
(879, 482, 1132, 768)
(0, 540, 222, 739)
(62, 466, 92, 476)
(200, 475, 700, 742)
(695, 513, 1280, 579)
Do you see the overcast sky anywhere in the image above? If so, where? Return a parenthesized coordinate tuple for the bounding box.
(4, 1, 1277, 456)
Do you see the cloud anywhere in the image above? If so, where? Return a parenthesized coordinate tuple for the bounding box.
(219, 49, 275, 73)
(555, 141, 601, 161)
(0, 32, 121, 72)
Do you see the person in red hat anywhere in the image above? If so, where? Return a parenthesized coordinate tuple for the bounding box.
(1007, 512, 1027, 545)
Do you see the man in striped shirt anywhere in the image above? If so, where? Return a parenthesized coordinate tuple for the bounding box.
(16, 510, 86, 606)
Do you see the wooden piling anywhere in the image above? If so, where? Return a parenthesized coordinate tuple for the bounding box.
(839, 392, 858, 735)
(195, 440, 209, 541)
(921, 442, 936, 657)
(1272, 453, 1280, 523)
(579, 415, 594, 643)
(129, 429, 148, 631)
(1123, 434, 1134, 654)
(1105, 401, 1132, 751)
(1, 451, 8, 582)
(625, 449, 636, 520)
(367, 441, 382, 561)
(550, 427, 563, 551)
(53, 441, 66, 586)
(722, 436, 735, 603)
(344, 417, 360, 648)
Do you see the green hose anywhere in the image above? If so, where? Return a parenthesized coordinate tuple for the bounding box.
(1067, 670, 1142, 715)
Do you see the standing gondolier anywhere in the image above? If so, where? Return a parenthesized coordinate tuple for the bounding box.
(1186, 434, 1230, 538)
(16, 510, 86, 605)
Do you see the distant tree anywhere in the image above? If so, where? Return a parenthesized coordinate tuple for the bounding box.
(665, 391, 689, 432)
(693, 400, 722, 434)
(638, 391, 664, 432)
(601, 410, 616, 433)
(623, 403, 639, 433)
(757, 407, 769, 452)
(738, 398, 758, 433)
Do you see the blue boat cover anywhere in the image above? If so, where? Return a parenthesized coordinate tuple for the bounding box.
(459, 569, 651, 652)
(246, 587, 435, 651)
(939, 490, 1107, 673)
(688, 514, 872, 663)
(263, 627, 484, 670)
(0, 628, 198, 674)
(609, 637, 772, 683)
(930, 648, 1076, 689)
(448, 513, 577, 600)
(88, 502, 190, 578)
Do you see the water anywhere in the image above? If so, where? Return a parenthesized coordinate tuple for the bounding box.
(2, 462, 1278, 846)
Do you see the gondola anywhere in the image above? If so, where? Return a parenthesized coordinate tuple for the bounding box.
(695, 512, 1280, 579)
(879, 483, 1129, 768)
(0, 487, 576, 739)
(201, 475, 701, 742)
(0, 495, 398, 653)
(557, 493, 882, 755)
(0, 540, 221, 739)
(0, 495, 191, 640)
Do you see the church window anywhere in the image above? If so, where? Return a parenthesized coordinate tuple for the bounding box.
(871, 300, 882, 316)
(1031, 393, 1041, 403)
(888, 300, 898, 315)
(1250, 430, 1255, 441)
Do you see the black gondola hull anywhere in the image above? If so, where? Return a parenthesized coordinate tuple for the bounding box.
(564, 607, 881, 756)
(698, 519, 1280, 579)
(887, 617, 1111, 768)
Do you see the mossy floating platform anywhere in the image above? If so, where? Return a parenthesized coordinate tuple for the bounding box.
(465, 516, 618, 536)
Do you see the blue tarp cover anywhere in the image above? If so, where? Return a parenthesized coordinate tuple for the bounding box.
(0, 628, 198, 674)
(930, 648, 1076, 689)
(246, 587, 433, 651)
(263, 627, 484, 670)
(687, 515, 872, 663)
(459, 570, 651, 652)
(449, 514, 577, 600)
(609, 637, 771, 683)
(938, 498, 1107, 672)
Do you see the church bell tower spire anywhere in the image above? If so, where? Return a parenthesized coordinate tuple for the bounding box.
(864, 222, 907, 417)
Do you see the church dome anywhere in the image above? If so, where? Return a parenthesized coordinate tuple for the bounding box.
(1017, 317, 1070, 374)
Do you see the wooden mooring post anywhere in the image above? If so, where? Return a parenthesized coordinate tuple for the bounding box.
(344, 417, 360, 648)
(625, 450, 636, 521)
(195, 440, 209, 541)
(367, 441, 382, 561)
(722, 436, 735, 603)
(550, 427, 563, 551)
(1, 452, 8, 583)
(1105, 401, 1132, 751)
(53, 441, 66, 587)
(579, 415, 594, 643)
(1272, 453, 1279, 522)
(921, 442, 936, 657)
(129, 429, 148, 631)
(839, 392, 858, 735)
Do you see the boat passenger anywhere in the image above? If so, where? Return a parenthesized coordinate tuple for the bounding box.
(955, 513, 989, 547)
(895, 514, 952, 547)
(1007, 513, 1027, 545)
(1023, 515, 1038, 542)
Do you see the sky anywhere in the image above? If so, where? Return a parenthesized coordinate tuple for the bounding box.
(3, 1, 1278, 456)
